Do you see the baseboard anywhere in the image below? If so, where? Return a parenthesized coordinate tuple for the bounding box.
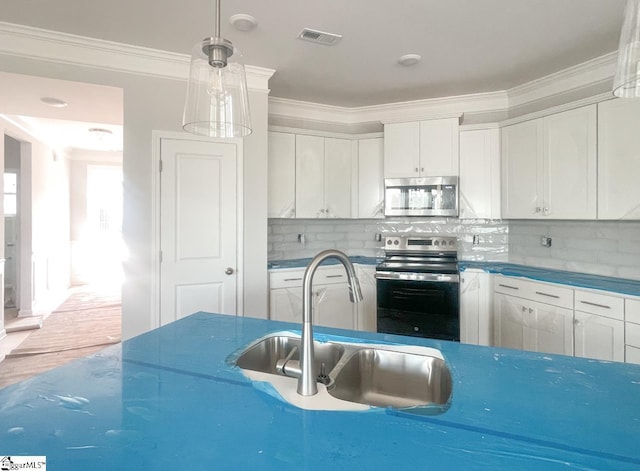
(17, 309, 33, 317)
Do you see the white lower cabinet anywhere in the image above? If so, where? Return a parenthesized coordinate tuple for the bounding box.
(574, 289, 624, 362)
(625, 299, 640, 365)
(574, 311, 624, 362)
(491, 275, 636, 362)
(356, 265, 377, 332)
(270, 287, 302, 323)
(269, 265, 376, 331)
(459, 269, 492, 346)
(313, 284, 357, 330)
(493, 275, 574, 356)
(493, 292, 573, 356)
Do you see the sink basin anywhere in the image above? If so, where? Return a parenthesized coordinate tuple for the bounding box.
(233, 331, 452, 412)
(235, 335, 345, 375)
(327, 348, 452, 409)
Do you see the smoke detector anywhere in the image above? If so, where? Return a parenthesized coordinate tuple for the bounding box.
(298, 28, 342, 46)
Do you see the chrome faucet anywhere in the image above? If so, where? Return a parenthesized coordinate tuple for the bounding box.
(297, 249, 363, 396)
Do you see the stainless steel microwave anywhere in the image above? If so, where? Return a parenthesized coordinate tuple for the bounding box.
(384, 176, 459, 217)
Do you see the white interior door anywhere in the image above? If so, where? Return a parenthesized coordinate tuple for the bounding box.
(160, 138, 238, 325)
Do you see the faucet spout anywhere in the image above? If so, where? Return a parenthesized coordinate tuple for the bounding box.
(298, 249, 362, 396)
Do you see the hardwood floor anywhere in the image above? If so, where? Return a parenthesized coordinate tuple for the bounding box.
(0, 285, 121, 389)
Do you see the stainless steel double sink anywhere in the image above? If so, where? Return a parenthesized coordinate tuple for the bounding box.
(233, 332, 452, 412)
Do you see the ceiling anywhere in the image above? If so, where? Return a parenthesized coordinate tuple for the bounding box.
(0, 0, 628, 107)
(0, 71, 123, 153)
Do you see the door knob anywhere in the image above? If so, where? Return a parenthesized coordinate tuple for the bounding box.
(225, 267, 234, 275)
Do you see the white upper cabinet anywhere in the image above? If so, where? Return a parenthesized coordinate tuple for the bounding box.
(383, 121, 420, 178)
(268, 132, 296, 218)
(295, 134, 325, 218)
(384, 118, 459, 178)
(501, 104, 596, 219)
(295, 134, 352, 218)
(324, 138, 353, 218)
(419, 118, 460, 176)
(501, 119, 541, 218)
(543, 105, 597, 219)
(598, 98, 640, 220)
(356, 138, 384, 218)
(459, 128, 501, 219)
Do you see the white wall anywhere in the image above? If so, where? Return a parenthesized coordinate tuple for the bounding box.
(0, 55, 270, 338)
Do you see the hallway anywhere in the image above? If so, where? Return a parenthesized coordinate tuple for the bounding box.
(0, 284, 121, 389)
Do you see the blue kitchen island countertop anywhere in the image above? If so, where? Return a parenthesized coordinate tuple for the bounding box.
(1, 313, 639, 469)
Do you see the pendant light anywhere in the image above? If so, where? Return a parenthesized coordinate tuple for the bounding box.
(182, 0, 252, 137)
(613, 0, 640, 98)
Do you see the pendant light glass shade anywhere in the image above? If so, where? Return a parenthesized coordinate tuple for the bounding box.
(183, 39, 252, 137)
(614, 0, 640, 98)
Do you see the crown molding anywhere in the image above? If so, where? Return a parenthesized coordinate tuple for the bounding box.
(499, 91, 614, 128)
(0, 22, 274, 91)
(507, 51, 617, 110)
(270, 90, 507, 125)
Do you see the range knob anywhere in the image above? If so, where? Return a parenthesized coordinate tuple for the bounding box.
(387, 240, 392, 245)
(393, 239, 400, 245)
(434, 240, 440, 246)
(449, 240, 455, 246)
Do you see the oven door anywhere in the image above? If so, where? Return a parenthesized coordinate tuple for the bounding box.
(375, 271, 460, 341)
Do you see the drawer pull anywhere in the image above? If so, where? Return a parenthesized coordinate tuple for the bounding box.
(326, 275, 344, 279)
(535, 291, 560, 299)
(498, 284, 519, 290)
(579, 300, 611, 310)
(283, 278, 303, 282)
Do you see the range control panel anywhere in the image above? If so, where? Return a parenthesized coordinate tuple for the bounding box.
(383, 235, 457, 252)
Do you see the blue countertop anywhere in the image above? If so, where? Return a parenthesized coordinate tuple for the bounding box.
(268, 257, 640, 297)
(1, 313, 639, 469)
(268, 256, 380, 270)
(460, 261, 640, 297)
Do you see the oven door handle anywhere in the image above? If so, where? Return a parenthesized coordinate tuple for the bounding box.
(375, 271, 459, 283)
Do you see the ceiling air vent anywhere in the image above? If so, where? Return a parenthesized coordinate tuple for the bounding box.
(298, 28, 342, 46)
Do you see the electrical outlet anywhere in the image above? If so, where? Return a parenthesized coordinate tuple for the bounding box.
(473, 235, 480, 246)
(298, 233, 306, 244)
(541, 236, 552, 247)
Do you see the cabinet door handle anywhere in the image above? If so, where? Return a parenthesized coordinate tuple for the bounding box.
(498, 284, 519, 290)
(414, 167, 419, 173)
(325, 275, 344, 279)
(535, 291, 560, 299)
(283, 277, 303, 282)
(579, 300, 611, 310)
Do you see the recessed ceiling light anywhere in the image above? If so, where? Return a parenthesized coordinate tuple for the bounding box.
(88, 127, 113, 141)
(230, 14, 258, 32)
(397, 54, 421, 67)
(40, 97, 68, 108)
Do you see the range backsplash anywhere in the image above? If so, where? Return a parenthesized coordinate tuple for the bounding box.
(268, 218, 509, 262)
(269, 218, 640, 281)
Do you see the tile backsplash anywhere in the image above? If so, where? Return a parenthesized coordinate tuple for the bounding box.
(509, 220, 640, 280)
(268, 218, 509, 261)
(269, 218, 640, 281)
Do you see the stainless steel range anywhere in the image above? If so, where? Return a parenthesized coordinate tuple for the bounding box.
(375, 235, 460, 341)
